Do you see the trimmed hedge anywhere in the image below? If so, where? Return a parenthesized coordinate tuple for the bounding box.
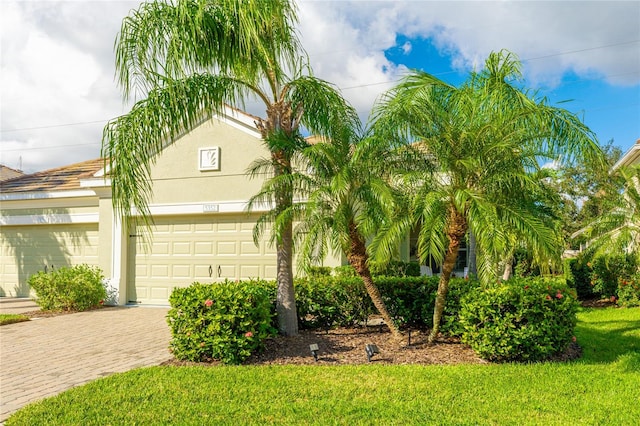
(295, 275, 479, 332)
(459, 277, 579, 362)
(295, 276, 370, 329)
(167, 280, 275, 365)
(28, 264, 106, 311)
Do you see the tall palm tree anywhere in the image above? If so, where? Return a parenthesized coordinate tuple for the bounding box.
(260, 129, 417, 340)
(372, 50, 601, 343)
(101, 0, 356, 336)
(573, 165, 640, 258)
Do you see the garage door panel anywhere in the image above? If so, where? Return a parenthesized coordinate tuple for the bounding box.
(265, 265, 277, 278)
(150, 265, 169, 277)
(218, 222, 238, 232)
(240, 221, 255, 232)
(150, 287, 170, 300)
(173, 223, 191, 233)
(172, 242, 191, 255)
(154, 224, 171, 233)
(240, 265, 260, 278)
(218, 264, 236, 278)
(217, 241, 237, 255)
(172, 264, 191, 278)
(194, 223, 214, 233)
(194, 264, 213, 280)
(195, 242, 214, 255)
(152, 242, 170, 255)
(240, 241, 260, 255)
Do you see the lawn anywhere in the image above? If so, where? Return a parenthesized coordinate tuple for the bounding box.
(0, 314, 29, 326)
(6, 307, 640, 425)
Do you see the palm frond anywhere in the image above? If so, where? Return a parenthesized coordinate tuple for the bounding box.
(115, 0, 301, 100)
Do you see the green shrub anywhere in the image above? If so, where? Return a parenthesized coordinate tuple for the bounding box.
(440, 277, 483, 336)
(167, 280, 275, 365)
(333, 265, 357, 278)
(296, 276, 371, 329)
(590, 254, 637, 298)
(564, 257, 593, 300)
(295, 277, 345, 330)
(375, 276, 437, 328)
(459, 277, 579, 362)
(618, 275, 640, 307)
(28, 264, 106, 311)
(307, 266, 332, 277)
(369, 260, 421, 277)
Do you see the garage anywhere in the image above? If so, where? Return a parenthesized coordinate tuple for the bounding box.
(0, 223, 99, 297)
(127, 214, 277, 304)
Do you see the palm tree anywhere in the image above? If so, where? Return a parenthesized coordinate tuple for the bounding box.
(101, 0, 356, 336)
(372, 50, 601, 343)
(573, 165, 640, 259)
(263, 129, 416, 340)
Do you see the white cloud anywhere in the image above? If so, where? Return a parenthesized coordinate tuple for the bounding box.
(1, 0, 638, 173)
(0, 1, 135, 173)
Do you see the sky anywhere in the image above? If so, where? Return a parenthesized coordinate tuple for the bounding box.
(1, 0, 639, 174)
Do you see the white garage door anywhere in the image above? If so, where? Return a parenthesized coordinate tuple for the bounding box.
(127, 214, 277, 305)
(0, 224, 99, 297)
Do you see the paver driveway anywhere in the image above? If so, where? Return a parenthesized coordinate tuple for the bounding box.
(0, 302, 171, 422)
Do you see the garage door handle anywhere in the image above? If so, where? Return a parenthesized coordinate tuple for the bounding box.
(218, 265, 222, 278)
(209, 265, 213, 278)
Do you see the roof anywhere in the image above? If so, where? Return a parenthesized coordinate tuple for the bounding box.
(0, 165, 24, 182)
(0, 158, 105, 194)
(612, 139, 640, 170)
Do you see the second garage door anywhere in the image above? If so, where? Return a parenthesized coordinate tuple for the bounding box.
(0, 223, 99, 297)
(127, 214, 277, 304)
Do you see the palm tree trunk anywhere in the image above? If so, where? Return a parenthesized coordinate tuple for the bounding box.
(428, 208, 467, 344)
(276, 220, 298, 336)
(347, 222, 403, 340)
(467, 231, 477, 277)
(502, 260, 513, 281)
(271, 143, 298, 336)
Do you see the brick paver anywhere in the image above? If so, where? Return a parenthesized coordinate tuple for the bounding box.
(0, 301, 171, 422)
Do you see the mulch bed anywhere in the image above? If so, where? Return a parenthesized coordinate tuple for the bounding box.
(162, 324, 583, 367)
(21, 304, 586, 366)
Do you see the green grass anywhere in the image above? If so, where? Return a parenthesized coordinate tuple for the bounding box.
(0, 313, 29, 326)
(7, 307, 640, 426)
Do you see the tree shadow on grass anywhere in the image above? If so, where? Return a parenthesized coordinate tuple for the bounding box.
(575, 308, 640, 365)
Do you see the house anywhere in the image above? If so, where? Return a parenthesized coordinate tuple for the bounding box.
(0, 107, 343, 303)
(0, 165, 24, 182)
(612, 139, 640, 170)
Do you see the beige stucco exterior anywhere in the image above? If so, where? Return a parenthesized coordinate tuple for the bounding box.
(0, 109, 342, 302)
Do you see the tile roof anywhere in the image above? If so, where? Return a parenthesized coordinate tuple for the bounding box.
(0, 165, 24, 182)
(0, 158, 105, 194)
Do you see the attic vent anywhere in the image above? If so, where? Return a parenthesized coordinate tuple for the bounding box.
(199, 147, 220, 171)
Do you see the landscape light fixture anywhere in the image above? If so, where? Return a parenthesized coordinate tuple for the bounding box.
(310, 343, 320, 362)
(365, 344, 380, 362)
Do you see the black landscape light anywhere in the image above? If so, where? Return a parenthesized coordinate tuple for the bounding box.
(365, 344, 379, 362)
(310, 343, 319, 361)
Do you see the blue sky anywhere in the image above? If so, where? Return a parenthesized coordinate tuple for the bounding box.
(1, 1, 639, 173)
(383, 36, 639, 154)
